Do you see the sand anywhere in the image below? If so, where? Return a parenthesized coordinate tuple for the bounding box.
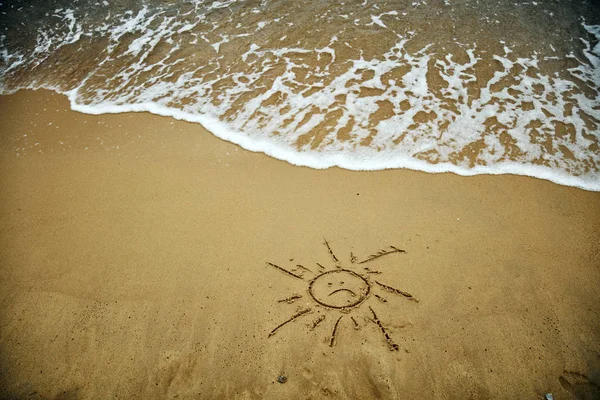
(0, 89, 599, 399)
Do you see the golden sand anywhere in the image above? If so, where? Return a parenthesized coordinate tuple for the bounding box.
(0, 90, 599, 399)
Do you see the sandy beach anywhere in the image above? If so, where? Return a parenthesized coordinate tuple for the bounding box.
(0, 89, 599, 399)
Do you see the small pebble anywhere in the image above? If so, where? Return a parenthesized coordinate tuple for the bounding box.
(277, 375, 287, 384)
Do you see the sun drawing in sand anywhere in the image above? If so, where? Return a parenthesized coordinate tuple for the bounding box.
(266, 239, 418, 351)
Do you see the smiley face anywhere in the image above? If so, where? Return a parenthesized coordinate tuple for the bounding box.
(308, 269, 371, 309)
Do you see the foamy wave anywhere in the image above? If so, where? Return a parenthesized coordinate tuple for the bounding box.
(1, 1, 599, 190)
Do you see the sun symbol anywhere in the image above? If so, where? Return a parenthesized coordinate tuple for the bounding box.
(266, 239, 418, 351)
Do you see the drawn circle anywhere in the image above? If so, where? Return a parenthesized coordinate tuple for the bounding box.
(308, 269, 370, 309)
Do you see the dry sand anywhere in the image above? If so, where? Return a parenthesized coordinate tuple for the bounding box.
(0, 90, 599, 399)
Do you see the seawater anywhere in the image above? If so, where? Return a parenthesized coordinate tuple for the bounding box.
(1, 0, 599, 190)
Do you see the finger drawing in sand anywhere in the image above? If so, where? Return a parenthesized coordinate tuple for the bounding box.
(266, 239, 418, 351)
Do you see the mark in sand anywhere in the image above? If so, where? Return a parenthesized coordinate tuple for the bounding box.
(265, 239, 418, 350)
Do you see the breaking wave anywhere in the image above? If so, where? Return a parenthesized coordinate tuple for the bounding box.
(1, 0, 599, 190)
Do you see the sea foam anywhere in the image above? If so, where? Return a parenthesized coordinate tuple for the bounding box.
(1, 0, 599, 191)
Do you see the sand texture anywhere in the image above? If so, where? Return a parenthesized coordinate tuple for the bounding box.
(0, 90, 599, 399)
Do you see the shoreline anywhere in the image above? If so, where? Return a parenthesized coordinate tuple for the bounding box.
(8, 87, 599, 192)
(1, 89, 599, 399)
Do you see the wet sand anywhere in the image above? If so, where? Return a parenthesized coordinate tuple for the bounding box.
(0, 89, 599, 399)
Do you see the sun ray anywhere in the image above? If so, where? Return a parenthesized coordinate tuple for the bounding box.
(323, 238, 339, 264)
(374, 293, 388, 303)
(369, 306, 399, 351)
(316, 262, 326, 270)
(277, 294, 303, 304)
(267, 261, 304, 280)
(268, 308, 312, 338)
(351, 316, 360, 330)
(329, 316, 343, 347)
(358, 246, 406, 264)
(310, 315, 326, 331)
(375, 280, 418, 302)
(295, 264, 313, 274)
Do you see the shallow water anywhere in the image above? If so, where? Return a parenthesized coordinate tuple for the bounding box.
(1, 0, 599, 190)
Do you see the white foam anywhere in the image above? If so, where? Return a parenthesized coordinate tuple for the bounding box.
(51, 83, 597, 190)
(0, 3, 598, 191)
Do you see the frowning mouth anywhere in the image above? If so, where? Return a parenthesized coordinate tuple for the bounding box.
(328, 288, 357, 297)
